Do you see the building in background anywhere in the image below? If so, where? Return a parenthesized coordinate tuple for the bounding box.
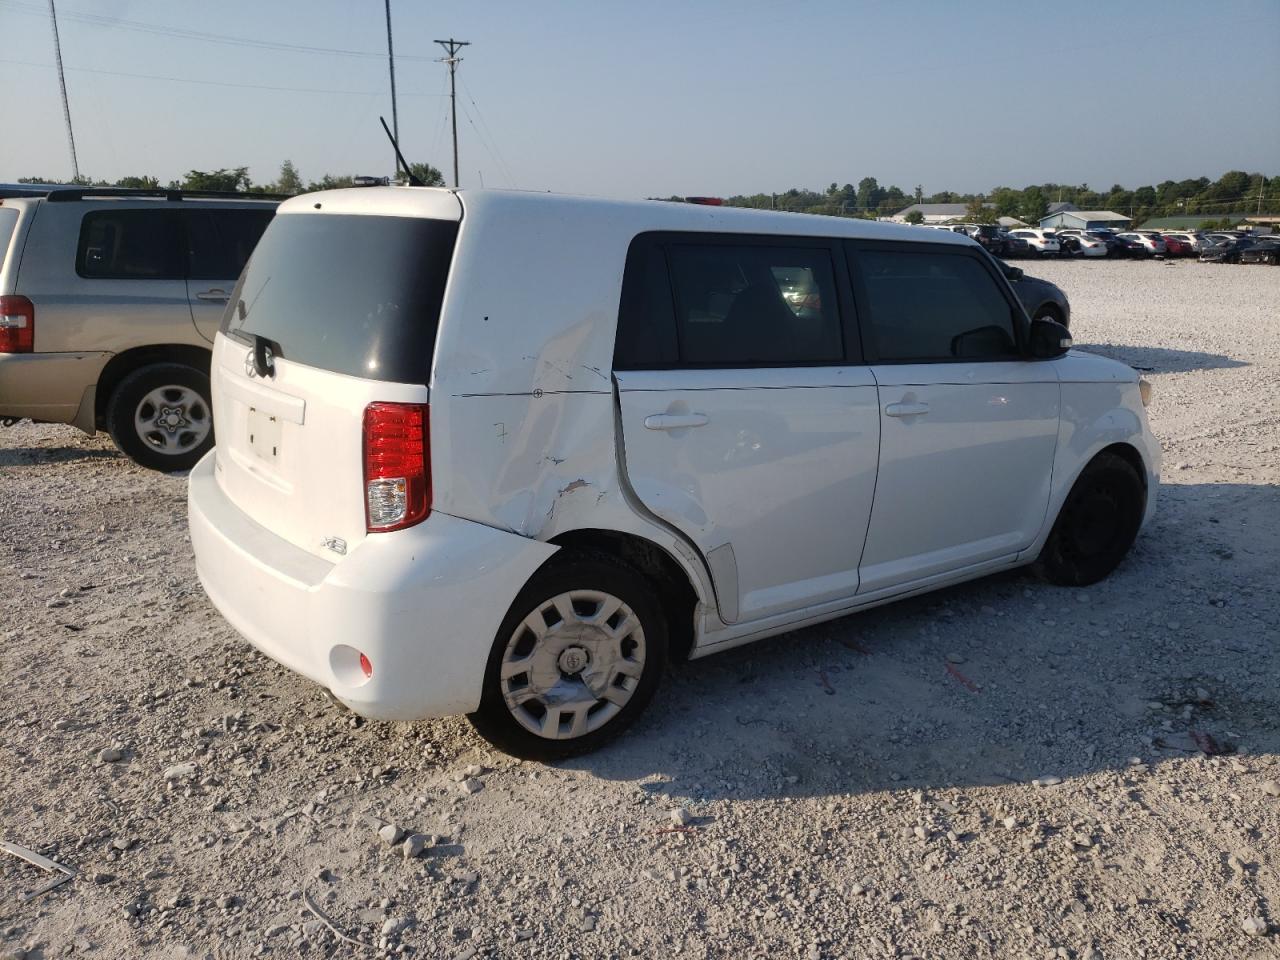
(1038, 209, 1133, 231)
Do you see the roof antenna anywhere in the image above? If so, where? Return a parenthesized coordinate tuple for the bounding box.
(379, 115, 424, 186)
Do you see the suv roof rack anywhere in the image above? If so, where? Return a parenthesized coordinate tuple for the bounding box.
(44, 187, 289, 203)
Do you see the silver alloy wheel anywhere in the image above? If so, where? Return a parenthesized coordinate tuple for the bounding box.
(500, 589, 646, 740)
(133, 385, 211, 456)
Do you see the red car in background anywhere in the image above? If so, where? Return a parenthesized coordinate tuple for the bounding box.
(1162, 235, 1193, 257)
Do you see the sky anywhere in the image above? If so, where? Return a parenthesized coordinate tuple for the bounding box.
(2, 0, 1278, 200)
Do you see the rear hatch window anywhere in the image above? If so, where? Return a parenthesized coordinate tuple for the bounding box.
(221, 213, 458, 384)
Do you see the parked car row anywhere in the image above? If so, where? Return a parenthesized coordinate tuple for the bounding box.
(1199, 232, 1280, 264)
(925, 221, 1278, 263)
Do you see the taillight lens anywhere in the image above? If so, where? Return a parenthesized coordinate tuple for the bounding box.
(0, 295, 34, 353)
(362, 402, 430, 532)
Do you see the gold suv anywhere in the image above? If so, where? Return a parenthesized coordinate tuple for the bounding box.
(0, 187, 275, 470)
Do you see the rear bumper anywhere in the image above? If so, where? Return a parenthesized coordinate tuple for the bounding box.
(0, 352, 109, 427)
(188, 451, 557, 721)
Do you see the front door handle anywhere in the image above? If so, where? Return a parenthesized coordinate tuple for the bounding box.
(885, 401, 929, 418)
(644, 413, 709, 431)
(195, 288, 229, 302)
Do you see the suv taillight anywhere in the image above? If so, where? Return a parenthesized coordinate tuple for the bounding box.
(363, 402, 430, 532)
(0, 295, 34, 353)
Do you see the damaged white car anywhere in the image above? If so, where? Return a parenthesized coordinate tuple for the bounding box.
(189, 187, 1159, 758)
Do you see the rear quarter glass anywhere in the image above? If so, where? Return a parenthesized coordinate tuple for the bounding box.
(221, 213, 458, 384)
(0, 207, 18, 283)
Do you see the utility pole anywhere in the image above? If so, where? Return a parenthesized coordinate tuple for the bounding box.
(48, 0, 79, 182)
(435, 38, 470, 188)
(384, 0, 399, 173)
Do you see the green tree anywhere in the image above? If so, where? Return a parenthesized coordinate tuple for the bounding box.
(405, 162, 446, 187)
(1019, 187, 1048, 225)
(115, 175, 160, 189)
(913, 185, 924, 203)
(176, 168, 251, 192)
(904, 210, 924, 225)
(275, 160, 304, 195)
(306, 174, 357, 191)
(964, 198, 996, 224)
(856, 176, 884, 213)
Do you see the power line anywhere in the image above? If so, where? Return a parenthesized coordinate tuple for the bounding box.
(0, 57, 448, 97)
(434, 38, 469, 188)
(459, 78, 516, 187)
(1, 0, 441, 61)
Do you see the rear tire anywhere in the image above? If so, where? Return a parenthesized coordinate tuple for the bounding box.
(467, 553, 668, 760)
(106, 363, 214, 472)
(1035, 452, 1145, 586)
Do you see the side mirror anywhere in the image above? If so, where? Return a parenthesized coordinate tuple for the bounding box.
(1028, 317, 1072, 359)
(1005, 266, 1024, 281)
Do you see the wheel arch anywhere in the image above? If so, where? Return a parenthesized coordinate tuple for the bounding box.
(94, 344, 212, 429)
(547, 528, 701, 662)
(1094, 441, 1148, 496)
(1032, 301, 1065, 325)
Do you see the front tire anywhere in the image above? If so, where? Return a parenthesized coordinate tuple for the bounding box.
(468, 554, 668, 760)
(1035, 452, 1145, 586)
(106, 363, 214, 472)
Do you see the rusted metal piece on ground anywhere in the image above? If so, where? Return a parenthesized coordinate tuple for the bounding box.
(945, 662, 980, 693)
(1, 839, 77, 902)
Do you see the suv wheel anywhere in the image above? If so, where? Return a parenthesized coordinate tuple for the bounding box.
(468, 554, 667, 760)
(106, 363, 214, 472)
(1035, 452, 1144, 586)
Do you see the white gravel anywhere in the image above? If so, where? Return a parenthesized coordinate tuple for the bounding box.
(2, 259, 1278, 959)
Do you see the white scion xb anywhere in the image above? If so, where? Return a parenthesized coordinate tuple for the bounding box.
(188, 187, 1160, 759)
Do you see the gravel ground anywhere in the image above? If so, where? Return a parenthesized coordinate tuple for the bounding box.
(2, 259, 1278, 960)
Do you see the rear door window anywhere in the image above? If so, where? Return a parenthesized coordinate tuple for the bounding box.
(76, 209, 183, 279)
(221, 213, 458, 384)
(665, 242, 843, 366)
(185, 208, 274, 279)
(850, 245, 1019, 362)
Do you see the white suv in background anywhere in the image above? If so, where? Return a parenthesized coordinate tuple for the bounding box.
(1008, 229, 1062, 257)
(189, 187, 1159, 759)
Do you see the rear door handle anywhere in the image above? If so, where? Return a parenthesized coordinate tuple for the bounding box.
(885, 401, 929, 417)
(195, 288, 229, 302)
(644, 413, 709, 431)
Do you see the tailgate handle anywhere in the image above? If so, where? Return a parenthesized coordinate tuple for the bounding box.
(644, 413, 709, 431)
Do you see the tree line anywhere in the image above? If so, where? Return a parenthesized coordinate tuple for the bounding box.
(707, 170, 1278, 226)
(15, 159, 445, 194)
(17, 164, 1277, 229)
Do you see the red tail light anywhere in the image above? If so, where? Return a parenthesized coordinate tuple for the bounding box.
(362, 402, 430, 533)
(0, 295, 34, 353)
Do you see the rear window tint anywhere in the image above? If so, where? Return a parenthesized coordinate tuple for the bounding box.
(221, 213, 457, 384)
(186, 208, 274, 280)
(76, 209, 183, 279)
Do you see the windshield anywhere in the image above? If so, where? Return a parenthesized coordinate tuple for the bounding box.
(221, 213, 458, 384)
